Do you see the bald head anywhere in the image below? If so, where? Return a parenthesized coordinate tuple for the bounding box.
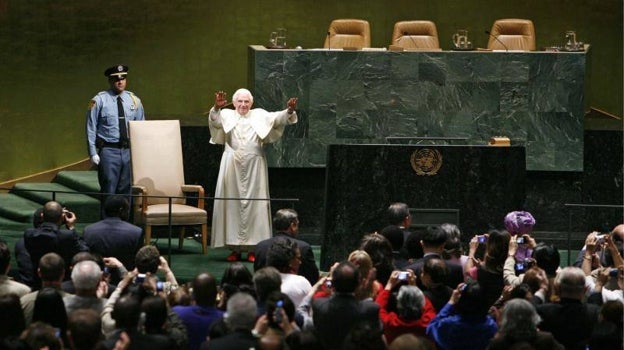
(192, 272, 218, 306)
(43, 201, 63, 224)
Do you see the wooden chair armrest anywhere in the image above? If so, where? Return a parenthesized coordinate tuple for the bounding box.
(181, 184, 205, 209)
(132, 185, 148, 214)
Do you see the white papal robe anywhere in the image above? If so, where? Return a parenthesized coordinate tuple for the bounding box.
(208, 107, 297, 248)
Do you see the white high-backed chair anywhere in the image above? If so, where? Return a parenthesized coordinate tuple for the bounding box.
(129, 120, 208, 254)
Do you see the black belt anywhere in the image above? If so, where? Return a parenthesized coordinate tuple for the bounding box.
(101, 141, 129, 149)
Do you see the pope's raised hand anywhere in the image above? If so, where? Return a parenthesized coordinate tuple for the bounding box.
(214, 91, 228, 109)
(287, 97, 298, 112)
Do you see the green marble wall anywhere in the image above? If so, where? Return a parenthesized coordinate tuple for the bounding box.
(250, 47, 586, 171)
(0, 0, 621, 182)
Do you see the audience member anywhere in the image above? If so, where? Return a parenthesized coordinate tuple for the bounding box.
(66, 309, 103, 350)
(426, 281, 497, 350)
(375, 270, 436, 344)
(173, 272, 224, 350)
(503, 211, 536, 263)
(404, 225, 463, 289)
(21, 252, 67, 324)
(420, 257, 453, 312)
(63, 260, 107, 315)
(101, 294, 172, 350)
(348, 249, 382, 300)
(255, 208, 320, 285)
(535, 266, 600, 350)
(24, 201, 89, 289)
(200, 292, 259, 350)
(14, 207, 43, 287)
(588, 299, 623, 350)
(141, 295, 184, 350)
(388, 333, 435, 350)
(253, 266, 282, 316)
(574, 224, 624, 269)
(32, 287, 69, 346)
(0, 293, 26, 347)
(266, 237, 311, 308)
(440, 223, 468, 268)
(0, 238, 30, 298)
(218, 262, 255, 310)
(464, 229, 510, 308)
(312, 261, 381, 350)
(582, 230, 624, 299)
(380, 225, 410, 269)
(61, 252, 118, 298)
(385, 202, 419, 257)
(254, 292, 299, 349)
(20, 321, 63, 350)
(487, 298, 563, 350)
(83, 195, 142, 271)
(341, 321, 387, 350)
(360, 232, 395, 285)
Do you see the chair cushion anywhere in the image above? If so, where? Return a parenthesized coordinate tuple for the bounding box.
(143, 204, 207, 226)
(392, 21, 440, 49)
(488, 19, 535, 51)
(324, 19, 371, 49)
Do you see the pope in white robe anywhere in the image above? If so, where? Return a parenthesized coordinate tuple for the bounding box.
(208, 88, 298, 262)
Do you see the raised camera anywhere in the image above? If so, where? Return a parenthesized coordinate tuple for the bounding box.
(478, 235, 487, 244)
(596, 234, 606, 244)
(398, 271, 409, 280)
(136, 273, 146, 283)
(609, 268, 619, 277)
(325, 279, 332, 288)
(516, 236, 525, 244)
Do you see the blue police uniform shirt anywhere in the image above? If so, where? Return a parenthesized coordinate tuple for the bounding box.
(86, 89, 145, 156)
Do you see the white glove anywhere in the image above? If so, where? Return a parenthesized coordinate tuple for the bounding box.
(91, 155, 100, 166)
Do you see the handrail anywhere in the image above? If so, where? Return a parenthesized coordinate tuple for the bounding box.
(0, 186, 299, 262)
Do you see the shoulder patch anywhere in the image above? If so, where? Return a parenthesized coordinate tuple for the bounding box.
(87, 100, 96, 110)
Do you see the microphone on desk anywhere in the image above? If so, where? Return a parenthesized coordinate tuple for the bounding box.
(485, 30, 509, 52)
(327, 31, 331, 50)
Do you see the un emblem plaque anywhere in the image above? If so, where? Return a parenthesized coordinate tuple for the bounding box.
(410, 148, 443, 176)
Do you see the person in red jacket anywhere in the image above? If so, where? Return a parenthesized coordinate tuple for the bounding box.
(375, 269, 437, 345)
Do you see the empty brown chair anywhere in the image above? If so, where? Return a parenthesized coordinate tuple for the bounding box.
(324, 19, 370, 49)
(487, 19, 536, 51)
(391, 20, 440, 50)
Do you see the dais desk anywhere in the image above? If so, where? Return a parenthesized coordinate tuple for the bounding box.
(248, 45, 588, 171)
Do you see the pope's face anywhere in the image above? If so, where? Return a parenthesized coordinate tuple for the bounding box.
(233, 93, 252, 115)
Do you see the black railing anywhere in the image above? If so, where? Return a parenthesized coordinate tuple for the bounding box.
(1, 186, 299, 262)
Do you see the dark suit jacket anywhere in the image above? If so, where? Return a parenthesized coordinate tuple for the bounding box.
(102, 330, 173, 350)
(83, 217, 143, 270)
(403, 253, 464, 289)
(254, 232, 319, 285)
(201, 330, 258, 350)
(536, 298, 600, 350)
(423, 284, 453, 312)
(24, 222, 89, 288)
(312, 293, 381, 350)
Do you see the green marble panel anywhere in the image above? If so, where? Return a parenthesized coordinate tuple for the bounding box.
(249, 46, 587, 171)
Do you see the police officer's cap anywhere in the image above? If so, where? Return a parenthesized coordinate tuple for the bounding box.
(104, 65, 129, 80)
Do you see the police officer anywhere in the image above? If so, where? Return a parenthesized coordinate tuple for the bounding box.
(86, 65, 145, 218)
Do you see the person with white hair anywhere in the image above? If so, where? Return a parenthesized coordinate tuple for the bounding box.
(208, 88, 298, 263)
(488, 298, 563, 349)
(201, 292, 259, 349)
(62, 260, 107, 315)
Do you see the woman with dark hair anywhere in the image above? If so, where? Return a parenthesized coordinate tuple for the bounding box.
(487, 299, 563, 350)
(426, 281, 497, 350)
(267, 237, 311, 308)
(218, 262, 255, 310)
(0, 293, 26, 348)
(32, 287, 69, 347)
(465, 229, 510, 308)
(360, 232, 395, 285)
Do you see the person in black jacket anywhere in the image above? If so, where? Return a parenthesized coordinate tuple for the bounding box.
(24, 201, 89, 289)
(254, 209, 319, 285)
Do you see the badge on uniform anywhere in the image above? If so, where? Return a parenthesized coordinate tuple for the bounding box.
(87, 100, 96, 110)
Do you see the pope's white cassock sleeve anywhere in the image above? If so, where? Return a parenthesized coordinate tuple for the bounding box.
(208, 107, 297, 248)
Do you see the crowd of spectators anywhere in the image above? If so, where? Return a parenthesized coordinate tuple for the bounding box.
(0, 200, 622, 350)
